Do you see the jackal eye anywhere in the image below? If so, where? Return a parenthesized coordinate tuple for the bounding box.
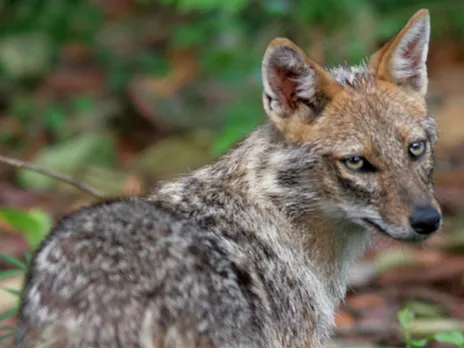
(341, 156, 376, 172)
(409, 140, 426, 158)
(343, 156, 364, 171)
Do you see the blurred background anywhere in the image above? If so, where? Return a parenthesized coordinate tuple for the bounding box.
(0, 0, 463, 347)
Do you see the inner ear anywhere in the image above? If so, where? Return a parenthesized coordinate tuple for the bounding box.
(266, 49, 314, 114)
(369, 9, 430, 95)
(262, 38, 341, 120)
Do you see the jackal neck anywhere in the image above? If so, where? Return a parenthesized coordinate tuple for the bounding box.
(203, 121, 370, 302)
(295, 212, 370, 301)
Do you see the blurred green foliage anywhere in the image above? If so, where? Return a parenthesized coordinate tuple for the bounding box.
(0, 249, 28, 346)
(0, 205, 48, 346)
(0, 208, 51, 249)
(1, 0, 464, 156)
(398, 308, 464, 348)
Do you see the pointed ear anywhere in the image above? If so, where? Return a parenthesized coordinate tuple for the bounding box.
(369, 9, 431, 95)
(262, 38, 341, 124)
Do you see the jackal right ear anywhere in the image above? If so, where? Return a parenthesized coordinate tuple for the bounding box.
(262, 38, 341, 126)
(369, 9, 431, 96)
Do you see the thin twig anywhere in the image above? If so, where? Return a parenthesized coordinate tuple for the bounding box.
(0, 154, 105, 200)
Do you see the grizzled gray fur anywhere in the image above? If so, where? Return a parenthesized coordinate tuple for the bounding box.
(16, 127, 334, 348)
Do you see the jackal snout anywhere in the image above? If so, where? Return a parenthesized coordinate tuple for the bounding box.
(360, 170, 442, 242)
(408, 198, 442, 236)
(382, 172, 442, 239)
(356, 160, 442, 242)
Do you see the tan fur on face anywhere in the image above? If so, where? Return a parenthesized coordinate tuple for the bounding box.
(289, 79, 438, 229)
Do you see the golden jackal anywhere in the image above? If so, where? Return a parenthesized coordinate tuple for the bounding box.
(16, 9, 440, 348)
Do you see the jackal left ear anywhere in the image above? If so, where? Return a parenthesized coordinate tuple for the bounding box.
(262, 38, 341, 125)
(370, 9, 430, 96)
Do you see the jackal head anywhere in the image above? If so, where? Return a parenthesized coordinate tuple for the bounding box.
(261, 9, 441, 242)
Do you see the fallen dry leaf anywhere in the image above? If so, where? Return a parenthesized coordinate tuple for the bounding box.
(122, 175, 144, 196)
(334, 309, 355, 330)
(347, 293, 387, 311)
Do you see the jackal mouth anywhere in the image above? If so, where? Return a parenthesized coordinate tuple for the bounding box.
(361, 218, 391, 237)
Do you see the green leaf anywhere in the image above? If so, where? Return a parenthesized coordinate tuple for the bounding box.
(137, 53, 170, 76)
(433, 332, 464, 346)
(404, 300, 444, 319)
(107, 67, 129, 93)
(0, 33, 53, 79)
(26, 210, 52, 248)
(16, 133, 116, 191)
(172, 21, 211, 48)
(410, 338, 429, 348)
(71, 95, 96, 114)
(0, 254, 25, 271)
(0, 208, 51, 249)
(212, 89, 263, 155)
(1, 287, 21, 297)
(9, 95, 36, 123)
(0, 307, 17, 322)
(24, 252, 32, 266)
(160, 0, 250, 13)
(398, 308, 415, 330)
(0, 269, 24, 280)
(43, 104, 67, 140)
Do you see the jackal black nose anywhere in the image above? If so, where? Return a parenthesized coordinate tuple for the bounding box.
(409, 205, 441, 235)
